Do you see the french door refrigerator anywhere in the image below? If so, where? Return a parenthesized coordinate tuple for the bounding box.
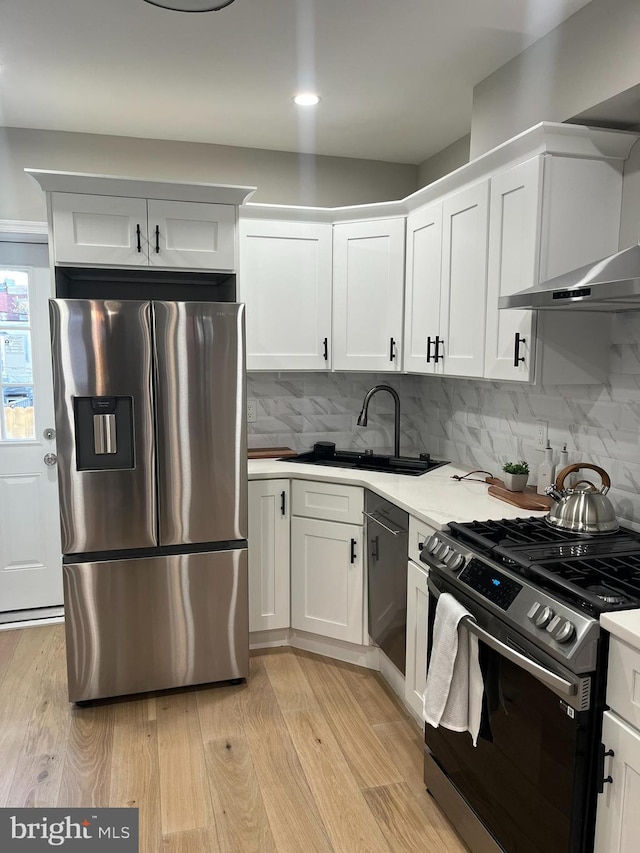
(49, 299, 248, 702)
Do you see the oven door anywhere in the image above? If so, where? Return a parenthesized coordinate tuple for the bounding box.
(425, 571, 598, 853)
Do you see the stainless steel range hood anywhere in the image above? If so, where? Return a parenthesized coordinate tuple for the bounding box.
(499, 244, 640, 312)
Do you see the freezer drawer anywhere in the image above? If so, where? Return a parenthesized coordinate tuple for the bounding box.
(63, 548, 248, 702)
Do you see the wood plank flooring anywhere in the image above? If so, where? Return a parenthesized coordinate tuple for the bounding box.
(0, 625, 468, 852)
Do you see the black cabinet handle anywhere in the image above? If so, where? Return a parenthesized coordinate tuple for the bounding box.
(323, 337, 329, 362)
(433, 336, 444, 363)
(514, 332, 526, 367)
(389, 337, 396, 362)
(426, 336, 432, 363)
(155, 225, 160, 254)
(350, 538, 357, 564)
(281, 490, 286, 517)
(136, 224, 142, 253)
(371, 535, 379, 561)
(598, 744, 615, 793)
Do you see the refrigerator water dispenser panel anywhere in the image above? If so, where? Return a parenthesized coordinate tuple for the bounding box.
(74, 396, 134, 471)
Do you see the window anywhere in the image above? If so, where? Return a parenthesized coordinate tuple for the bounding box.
(0, 269, 35, 441)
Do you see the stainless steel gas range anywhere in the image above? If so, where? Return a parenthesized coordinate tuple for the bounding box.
(419, 517, 640, 853)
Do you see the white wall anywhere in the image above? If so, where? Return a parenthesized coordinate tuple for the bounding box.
(470, 0, 640, 158)
(0, 127, 419, 221)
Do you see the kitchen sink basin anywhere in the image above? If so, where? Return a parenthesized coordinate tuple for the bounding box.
(280, 443, 448, 476)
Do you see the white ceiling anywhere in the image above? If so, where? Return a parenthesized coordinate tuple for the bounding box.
(0, 0, 591, 165)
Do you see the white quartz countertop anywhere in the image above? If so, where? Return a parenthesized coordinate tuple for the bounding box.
(248, 459, 547, 530)
(601, 611, 640, 651)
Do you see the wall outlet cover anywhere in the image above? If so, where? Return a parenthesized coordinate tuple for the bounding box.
(247, 400, 257, 423)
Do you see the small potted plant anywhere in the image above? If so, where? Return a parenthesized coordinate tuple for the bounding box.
(502, 461, 529, 492)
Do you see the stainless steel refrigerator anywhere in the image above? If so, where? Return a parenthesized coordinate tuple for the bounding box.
(49, 299, 248, 703)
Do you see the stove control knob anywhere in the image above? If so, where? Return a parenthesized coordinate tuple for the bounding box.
(433, 542, 450, 562)
(445, 553, 466, 572)
(424, 535, 441, 555)
(547, 616, 576, 644)
(528, 602, 554, 628)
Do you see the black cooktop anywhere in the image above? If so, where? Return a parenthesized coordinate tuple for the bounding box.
(447, 516, 640, 614)
(282, 442, 448, 476)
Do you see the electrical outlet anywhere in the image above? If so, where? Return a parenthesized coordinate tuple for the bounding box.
(247, 400, 257, 423)
(535, 420, 548, 449)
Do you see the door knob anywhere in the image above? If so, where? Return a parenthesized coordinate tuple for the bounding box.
(44, 453, 58, 466)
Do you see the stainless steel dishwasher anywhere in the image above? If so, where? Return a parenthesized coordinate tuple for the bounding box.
(365, 491, 409, 674)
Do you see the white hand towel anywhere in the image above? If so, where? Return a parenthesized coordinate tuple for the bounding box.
(423, 592, 484, 746)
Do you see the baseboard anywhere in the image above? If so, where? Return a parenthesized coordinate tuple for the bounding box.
(0, 606, 65, 631)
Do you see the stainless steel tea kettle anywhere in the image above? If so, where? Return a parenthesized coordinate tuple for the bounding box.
(545, 463, 619, 534)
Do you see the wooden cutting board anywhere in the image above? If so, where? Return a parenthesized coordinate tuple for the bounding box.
(248, 447, 297, 459)
(488, 482, 553, 511)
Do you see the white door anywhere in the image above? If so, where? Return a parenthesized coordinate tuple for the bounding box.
(484, 157, 542, 381)
(0, 241, 63, 613)
(239, 219, 332, 371)
(403, 202, 444, 375)
(147, 200, 236, 271)
(440, 181, 490, 378)
(290, 516, 363, 644)
(248, 479, 290, 632)
(51, 192, 149, 267)
(332, 218, 405, 372)
(594, 711, 640, 853)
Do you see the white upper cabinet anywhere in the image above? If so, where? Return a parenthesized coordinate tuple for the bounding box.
(239, 219, 332, 371)
(147, 200, 236, 270)
(439, 181, 490, 378)
(484, 157, 543, 381)
(403, 202, 444, 375)
(332, 218, 405, 372)
(51, 193, 149, 267)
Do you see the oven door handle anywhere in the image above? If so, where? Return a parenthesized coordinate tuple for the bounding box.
(428, 580, 578, 698)
(362, 511, 402, 537)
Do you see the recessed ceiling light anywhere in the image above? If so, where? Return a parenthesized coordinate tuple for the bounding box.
(142, 0, 235, 11)
(293, 93, 321, 107)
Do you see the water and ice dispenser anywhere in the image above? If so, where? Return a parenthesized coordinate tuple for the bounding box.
(73, 396, 135, 471)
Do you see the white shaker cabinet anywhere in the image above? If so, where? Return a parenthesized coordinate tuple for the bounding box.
(291, 516, 364, 644)
(484, 157, 542, 381)
(438, 181, 490, 378)
(405, 515, 435, 719)
(332, 218, 405, 372)
(51, 193, 149, 267)
(51, 193, 237, 271)
(248, 479, 291, 633)
(403, 202, 444, 375)
(594, 711, 640, 853)
(290, 480, 365, 645)
(239, 219, 332, 371)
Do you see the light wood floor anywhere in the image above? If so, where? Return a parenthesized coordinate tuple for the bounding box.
(0, 625, 468, 853)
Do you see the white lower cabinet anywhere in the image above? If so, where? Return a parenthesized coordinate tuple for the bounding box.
(248, 480, 290, 632)
(405, 559, 429, 719)
(594, 710, 640, 853)
(291, 516, 364, 645)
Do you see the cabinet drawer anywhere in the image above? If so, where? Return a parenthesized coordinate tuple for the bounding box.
(409, 515, 435, 563)
(607, 638, 640, 730)
(292, 480, 363, 524)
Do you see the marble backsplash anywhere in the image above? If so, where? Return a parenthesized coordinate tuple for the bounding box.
(248, 314, 640, 525)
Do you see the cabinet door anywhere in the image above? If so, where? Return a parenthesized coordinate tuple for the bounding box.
(595, 711, 640, 853)
(248, 480, 290, 632)
(147, 200, 236, 270)
(405, 560, 429, 719)
(51, 193, 149, 266)
(439, 182, 489, 378)
(239, 220, 332, 370)
(484, 157, 542, 381)
(403, 203, 444, 375)
(332, 218, 405, 372)
(291, 517, 363, 644)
